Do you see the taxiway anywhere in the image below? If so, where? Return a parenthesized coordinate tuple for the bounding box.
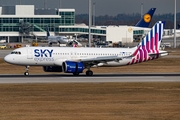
(0, 74, 180, 84)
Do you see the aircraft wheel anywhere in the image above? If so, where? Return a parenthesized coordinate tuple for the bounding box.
(24, 72, 29, 76)
(73, 73, 79, 76)
(86, 70, 93, 76)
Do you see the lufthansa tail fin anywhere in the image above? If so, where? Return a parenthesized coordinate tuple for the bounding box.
(135, 8, 156, 28)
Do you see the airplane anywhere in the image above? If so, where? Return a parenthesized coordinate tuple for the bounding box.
(135, 8, 156, 27)
(46, 26, 71, 46)
(4, 21, 168, 76)
(46, 27, 82, 47)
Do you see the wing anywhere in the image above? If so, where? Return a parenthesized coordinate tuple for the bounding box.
(78, 55, 132, 67)
(68, 46, 141, 67)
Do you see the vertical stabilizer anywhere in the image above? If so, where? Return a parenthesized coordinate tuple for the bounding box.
(135, 8, 156, 28)
(128, 21, 165, 65)
(138, 21, 165, 53)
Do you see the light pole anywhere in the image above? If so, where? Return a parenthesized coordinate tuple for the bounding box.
(59, 0, 62, 8)
(141, 2, 143, 18)
(174, 0, 176, 48)
(89, 0, 92, 47)
(19, 0, 21, 5)
(44, 0, 47, 9)
(93, 2, 96, 26)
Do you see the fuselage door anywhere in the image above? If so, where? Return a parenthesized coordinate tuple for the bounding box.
(27, 48, 33, 59)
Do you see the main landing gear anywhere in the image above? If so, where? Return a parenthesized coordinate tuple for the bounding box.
(72, 69, 93, 76)
(86, 66, 93, 76)
(24, 66, 29, 76)
(86, 70, 93, 76)
(72, 70, 93, 76)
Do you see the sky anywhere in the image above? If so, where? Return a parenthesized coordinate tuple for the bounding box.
(0, 0, 180, 16)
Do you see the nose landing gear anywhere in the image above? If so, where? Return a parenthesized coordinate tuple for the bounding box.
(24, 66, 30, 76)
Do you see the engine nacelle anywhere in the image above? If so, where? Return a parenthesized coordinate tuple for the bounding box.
(43, 66, 62, 72)
(62, 61, 84, 73)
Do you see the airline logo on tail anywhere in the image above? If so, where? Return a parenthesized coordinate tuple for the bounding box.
(135, 8, 156, 28)
(128, 21, 165, 65)
(144, 14, 151, 23)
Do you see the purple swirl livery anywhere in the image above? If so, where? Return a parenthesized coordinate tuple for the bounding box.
(127, 21, 165, 65)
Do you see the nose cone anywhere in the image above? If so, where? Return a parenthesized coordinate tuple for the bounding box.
(4, 55, 13, 64)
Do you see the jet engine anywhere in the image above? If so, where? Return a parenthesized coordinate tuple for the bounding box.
(43, 66, 62, 72)
(62, 61, 84, 73)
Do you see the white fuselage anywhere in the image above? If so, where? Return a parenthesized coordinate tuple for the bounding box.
(4, 47, 136, 67)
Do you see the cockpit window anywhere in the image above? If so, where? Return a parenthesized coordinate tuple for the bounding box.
(11, 51, 21, 55)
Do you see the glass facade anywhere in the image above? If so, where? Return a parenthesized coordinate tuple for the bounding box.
(0, 17, 56, 32)
(0, 8, 106, 35)
(133, 30, 144, 35)
(0, 10, 75, 32)
(59, 11, 75, 26)
(56, 27, 106, 35)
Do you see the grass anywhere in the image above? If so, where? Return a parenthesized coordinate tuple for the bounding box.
(0, 83, 180, 120)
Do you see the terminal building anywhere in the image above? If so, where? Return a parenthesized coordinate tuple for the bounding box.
(0, 5, 135, 44)
(0, 5, 76, 42)
(0, 5, 174, 44)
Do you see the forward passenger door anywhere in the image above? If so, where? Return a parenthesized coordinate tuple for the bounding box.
(27, 48, 33, 59)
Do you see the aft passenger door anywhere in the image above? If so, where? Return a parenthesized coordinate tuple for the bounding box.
(27, 48, 33, 59)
